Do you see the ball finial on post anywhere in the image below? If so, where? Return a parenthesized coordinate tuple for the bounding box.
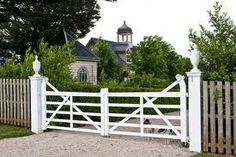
(33, 55, 41, 77)
(190, 45, 200, 72)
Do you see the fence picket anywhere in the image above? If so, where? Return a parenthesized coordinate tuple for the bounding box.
(216, 81, 224, 153)
(20, 79, 23, 126)
(13, 79, 16, 125)
(203, 81, 209, 152)
(16, 79, 20, 126)
(23, 79, 27, 127)
(0, 79, 2, 123)
(3, 79, 6, 124)
(233, 82, 236, 154)
(210, 81, 216, 153)
(6, 79, 10, 124)
(225, 82, 231, 154)
(9, 79, 13, 125)
(27, 79, 31, 127)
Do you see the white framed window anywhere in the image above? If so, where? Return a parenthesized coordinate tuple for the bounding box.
(77, 67, 88, 83)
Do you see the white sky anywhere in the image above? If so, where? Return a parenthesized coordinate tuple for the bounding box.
(80, 0, 236, 57)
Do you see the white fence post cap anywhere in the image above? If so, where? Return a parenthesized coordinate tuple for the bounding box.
(33, 56, 41, 77)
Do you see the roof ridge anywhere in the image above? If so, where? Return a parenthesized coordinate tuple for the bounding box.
(64, 31, 99, 61)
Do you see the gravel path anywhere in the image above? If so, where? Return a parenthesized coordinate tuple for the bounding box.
(0, 130, 194, 157)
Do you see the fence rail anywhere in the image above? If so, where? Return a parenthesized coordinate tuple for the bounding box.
(0, 79, 31, 128)
(203, 81, 236, 155)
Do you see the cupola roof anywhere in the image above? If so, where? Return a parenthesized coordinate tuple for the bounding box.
(118, 21, 132, 34)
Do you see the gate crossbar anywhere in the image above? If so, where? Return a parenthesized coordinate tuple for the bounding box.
(45, 95, 69, 127)
(109, 108, 141, 132)
(73, 105, 101, 131)
(148, 80, 179, 103)
(144, 96, 181, 137)
(45, 82, 101, 132)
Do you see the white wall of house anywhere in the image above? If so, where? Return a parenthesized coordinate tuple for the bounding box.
(70, 60, 97, 84)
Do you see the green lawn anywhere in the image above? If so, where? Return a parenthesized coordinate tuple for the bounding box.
(0, 125, 32, 139)
(192, 153, 224, 157)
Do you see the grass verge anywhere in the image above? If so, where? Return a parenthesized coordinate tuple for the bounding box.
(0, 125, 32, 140)
(192, 153, 224, 157)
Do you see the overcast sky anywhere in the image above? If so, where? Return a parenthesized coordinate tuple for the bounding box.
(80, 0, 236, 57)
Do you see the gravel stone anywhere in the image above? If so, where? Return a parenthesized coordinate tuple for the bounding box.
(0, 130, 195, 157)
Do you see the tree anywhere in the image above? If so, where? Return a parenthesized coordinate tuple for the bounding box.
(0, 0, 116, 57)
(131, 36, 190, 81)
(91, 39, 121, 82)
(189, 2, 236, 81)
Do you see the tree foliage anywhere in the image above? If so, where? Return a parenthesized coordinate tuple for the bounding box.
(0, 0, 116, 57)
(0, 41, 75, 89)
(189, 2, 236, 81)
(131, 36, 191, 81)
(91, 39, 122, 82)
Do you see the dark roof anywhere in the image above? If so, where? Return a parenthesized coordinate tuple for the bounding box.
(118, 21, 132, 34)
(86, 37, 137, 67)
(114, 53, 127, 66)
(86, 38, 133, 53)
(63, 31, 99, 61)
(112, 42, 130, 53)
(130, 46, 137, 53)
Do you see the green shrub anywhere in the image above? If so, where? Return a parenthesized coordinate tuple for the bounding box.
(124, 74, 170, 88)
(0, 41, 76, 89)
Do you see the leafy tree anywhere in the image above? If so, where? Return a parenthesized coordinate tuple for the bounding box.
(131, 36, 190, 81)
(0, 41, 76, 89)
(91, 39, 122, 81)
(0, 0, 116, 57)
(189, 2, 236, 81)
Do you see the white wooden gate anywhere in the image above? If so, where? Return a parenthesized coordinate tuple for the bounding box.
(42, 74, 188, 142)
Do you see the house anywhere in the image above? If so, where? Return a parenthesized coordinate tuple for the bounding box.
(86, 21, 136, 67)
(63, 31, 99, 84)
(62, 21, 135, 84)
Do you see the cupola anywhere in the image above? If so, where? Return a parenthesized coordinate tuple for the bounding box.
(117, 21, 133, 43)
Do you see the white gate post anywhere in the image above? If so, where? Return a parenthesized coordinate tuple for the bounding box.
(29, 56, 44, 134)
(186, 46, 202, 152)
(101, 88, 109, 136)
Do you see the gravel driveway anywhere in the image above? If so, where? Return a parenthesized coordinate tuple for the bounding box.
(0, 130, 194, 157)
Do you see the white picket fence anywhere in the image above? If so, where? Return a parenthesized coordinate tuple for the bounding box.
(41, 75, 188, 142)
